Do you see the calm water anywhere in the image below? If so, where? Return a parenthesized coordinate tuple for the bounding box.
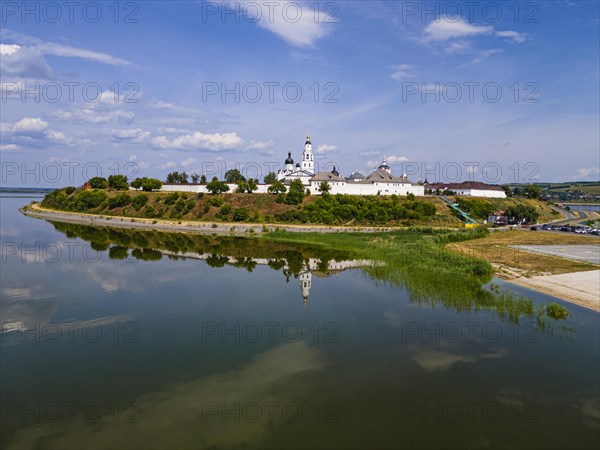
(1, 195, 599, 450)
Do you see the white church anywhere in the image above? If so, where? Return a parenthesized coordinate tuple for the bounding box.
(277, 133, 425, 197)
(160, 133, 505, 198)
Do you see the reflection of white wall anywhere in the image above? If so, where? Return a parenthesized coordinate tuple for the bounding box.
(160, 251, 377, 304)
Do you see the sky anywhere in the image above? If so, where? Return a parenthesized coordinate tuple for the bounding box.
(1, 0, 599, 187)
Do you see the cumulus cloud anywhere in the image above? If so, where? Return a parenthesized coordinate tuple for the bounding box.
(420, 16, 527, 53)
(151, 131, 243, 151)
(573, 167, 600, 180)
(181, 158, 197, 168)
(390, 64, 417, 82)
(1, 117, 72, 147)
(235, 1, 335, 47)
(422, 17, 494, 42)
(316, 144, 337, 154)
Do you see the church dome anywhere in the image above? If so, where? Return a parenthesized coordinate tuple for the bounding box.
(305, 132, 311, 145)
(285, 151, 294, 165)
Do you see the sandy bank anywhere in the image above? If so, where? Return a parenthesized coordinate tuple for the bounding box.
(499, 269, 600, 312)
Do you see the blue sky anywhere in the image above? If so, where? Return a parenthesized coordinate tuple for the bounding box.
(1, 0, 599, 187)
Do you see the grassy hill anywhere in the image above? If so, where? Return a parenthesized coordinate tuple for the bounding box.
(38, 187, 558, 228)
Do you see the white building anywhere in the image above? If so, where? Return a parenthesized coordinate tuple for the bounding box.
(276, 133, 315, 184)
(308, 157, 425, 197)
(159, 133, 504, 198)
(426, 182, 507, 198)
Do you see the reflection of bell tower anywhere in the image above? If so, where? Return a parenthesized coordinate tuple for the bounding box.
(302, 132, 314, 174)
(299, 266, 312, 307)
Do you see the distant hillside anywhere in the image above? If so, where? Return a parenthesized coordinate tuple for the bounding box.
(1, 187, 55, 194)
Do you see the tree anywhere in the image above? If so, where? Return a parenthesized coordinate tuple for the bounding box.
(191, 173, 201, 183)
(267, 181, 287, 194)
(88, 176, 108, 189)
(318, 181, 331, 196)
(166, 171, 189, 184)
(286, 179, 305, 205)
(107, 175, 129, 190)
(501, 184, 513, 197)
(224, 169, 245, 184)
(206, 177, 230, 194)
(524, 184, 541, 199)
(130, 177, 162, 192)
(264, 172, 277, 184)
(512, 186, 523, 197)
(235, 178, 258, 194)
(200, 175, 207, 184)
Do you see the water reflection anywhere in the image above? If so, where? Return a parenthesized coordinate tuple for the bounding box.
(48, 221, 376, 306)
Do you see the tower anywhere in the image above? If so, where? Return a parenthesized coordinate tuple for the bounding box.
(299, 267, 312, 307)
(285, 149, 294, 172)
(302, 132, 314, 174)
(378, 156, 391, 174)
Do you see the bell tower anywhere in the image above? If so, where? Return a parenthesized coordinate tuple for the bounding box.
(301, 132, 314, 174)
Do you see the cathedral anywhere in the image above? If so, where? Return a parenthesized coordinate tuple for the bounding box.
(276, 133, 315, 184)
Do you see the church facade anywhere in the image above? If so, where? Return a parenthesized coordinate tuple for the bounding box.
(276, 134, 425, 196)
(276, 134, 315, 185)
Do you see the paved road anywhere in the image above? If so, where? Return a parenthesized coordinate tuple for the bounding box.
(511, 245, 600, 264)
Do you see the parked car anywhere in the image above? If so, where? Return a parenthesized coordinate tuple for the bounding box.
(530, 226, 538, 231)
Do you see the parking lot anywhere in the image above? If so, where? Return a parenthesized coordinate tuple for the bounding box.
(511, 245, 600, 265)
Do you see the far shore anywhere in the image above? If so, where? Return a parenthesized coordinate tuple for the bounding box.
(22, 203, 599, 312)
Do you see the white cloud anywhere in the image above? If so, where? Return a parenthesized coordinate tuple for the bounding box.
(0, 144, 20, 152)
(53, 108, 135, 124)
(359, 150, 381, 157)
(495, 30, 527, 44)
(181, 158, 197, 168)
(111, 128, 150, 143)
(33, 41, 130, 66)
(239, 1, 335, 47)
(151, 131, 243, 151)
(316, 144, 337, 154)
(422, 17, 494, 42)
(2, 117, 73, 146)
(445, 40, 471, 54)
(386, 155, 408, 164)
(246, 140, 274, 150)
(12, 117, 48, 135)
(0, 44, 20, 55)
(471, 48, 503, 64)
(573, 167, 600, 180)
(390, 64, 417, 82)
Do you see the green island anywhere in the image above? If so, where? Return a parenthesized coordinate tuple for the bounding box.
(27, 184, 575, 331)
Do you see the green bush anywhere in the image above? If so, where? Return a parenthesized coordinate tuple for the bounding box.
(108, 193, 132, 209)
(132, 194, 148, 210)
(232, 208, 250, 222)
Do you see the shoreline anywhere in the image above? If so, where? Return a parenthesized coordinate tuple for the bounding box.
(22, 203, 599, 312)
(496, 269, 600, 312)
(21, 203, 404, 235)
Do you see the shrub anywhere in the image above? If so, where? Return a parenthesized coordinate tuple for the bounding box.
(108, 193, 132, 209)
(164, 192, 179, 205)
(232, 208, 250, 222)
(132, 194, 148, 210)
